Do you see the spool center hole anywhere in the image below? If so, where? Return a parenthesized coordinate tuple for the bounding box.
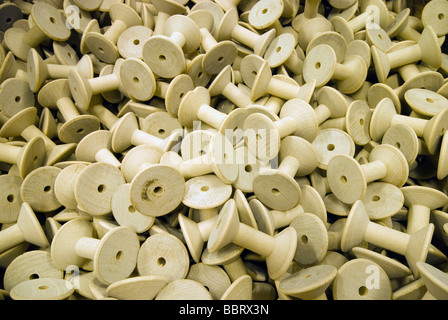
(115, 251, 123, 260)
(272, 188, 280, 195)
(359, 286, 368, 296)
(426, 97, 434, 103)
(97, 184, 106, 193)
(244, 165, 253, 173)
(43, 186, 51, 193)
(29, 273, 39, 280)
(159, 55, 166, 62)
(301, 235, 308, 244)
(201, 185, 209, 192)
(327, 144, 335, 151)
(153, 186, 164, 194)
(315, 62, 321, 69)
(133, 39, 140, 45)
(340, 175, 347, 183)
(372, 195, 380, 202)
(128, 205, 135, 213)
(439, 13, 445, 20)
(157, 257, 166, 267)
(38, 285, 49, 290)
(7, 194, 14, 203)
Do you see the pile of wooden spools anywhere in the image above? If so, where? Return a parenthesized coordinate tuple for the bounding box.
(0, 0, 447, 300)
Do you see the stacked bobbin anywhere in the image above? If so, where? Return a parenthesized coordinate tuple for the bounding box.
(0, 0, 447, 301)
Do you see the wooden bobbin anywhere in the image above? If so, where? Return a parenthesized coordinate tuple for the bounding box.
(289, 211, 329, 267)
(397, 63, 445, 101)
(264, 32, 304, 75)
(0, 175, 23, 224)
(401, 186, 448, 235)
(303, 43, 368, 94)
(10, 278, 74, 300)
(142, 14, 200, 79)
(187, 262, 232, 299)
(311, 128, 356, 170)
(207, 199, 298, 280)
(371, 26, 442, 83)
(0, 107, 77, 166)
(319, 100, 372, 146)
(330, 0, 389, 43)
(73, 0, 103, 11)
(0, 78, 35, 118)
(153, 74, 195, 117)
(75, 130, 121, 168)
(278, 264, 337, 300)
(201, 244, 247, 283)
(421, 0, 448, 37)
(63, 0, 94, 34)
(37, 79, 101, 144)
(106, 275, 169, 300)
(188, 9, 238, 75)
(220, 275, 253, 300)
(232, 145, 270, 193)
(69, 57, 156, 111)
(85, 3, 142, 64)
(248, 0, 286, 35)
(291, 0, 323, 32)
(180, 129, 215, 161)
(0, 52, 28, 83)
(4, 2, 71, 61)
(119, 146, 185, 218)
(54, 163, 88, 210)
(27, 48, 94, 93)
(0, 202, 49, 254)
(0, 137, 45, 179)
(296, 16, 334, 52)
(3, 250, 63, 292)
(405, 88, 448, 118)
(252, 135, 318, 211)
(117, 25, 153, 59)
(352, 247, 412, 280)
(306, 30, 347, 64)
(178, 213, 219, 263)
(137, 233, 190, 282)
(20, 165, 62, 213)
(215, 7, 276, 57)
(341, 200, 435, 278)
(74, 162, 126, 216)
(111, 183, 155, 234)
(51, 219, 140, 285)
(151, 0, 187, 36)
(155, 279, 213, 300)
(160, 133, 238, 184)
(386, 8, 422, 42)
(417, 261, 448, 300)
(110, 111, 183, 154)
(177, 86, 250, 140)
(140, 112, 182, 141)
(233, 188, 258, 229)
(0, 3, 22, 32)
(182, 174, 233, 210)
(208, 65, 253, 108)
(332, 258, 392, 300)
(327, 143, 408, 204)
(244, 58, 315, 101)
(369, 97, 448, 154)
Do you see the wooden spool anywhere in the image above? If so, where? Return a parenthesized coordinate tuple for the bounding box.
(51, 219, 140, 285)
(207, 199, 297, 280)
(4, 2, 71, 61)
